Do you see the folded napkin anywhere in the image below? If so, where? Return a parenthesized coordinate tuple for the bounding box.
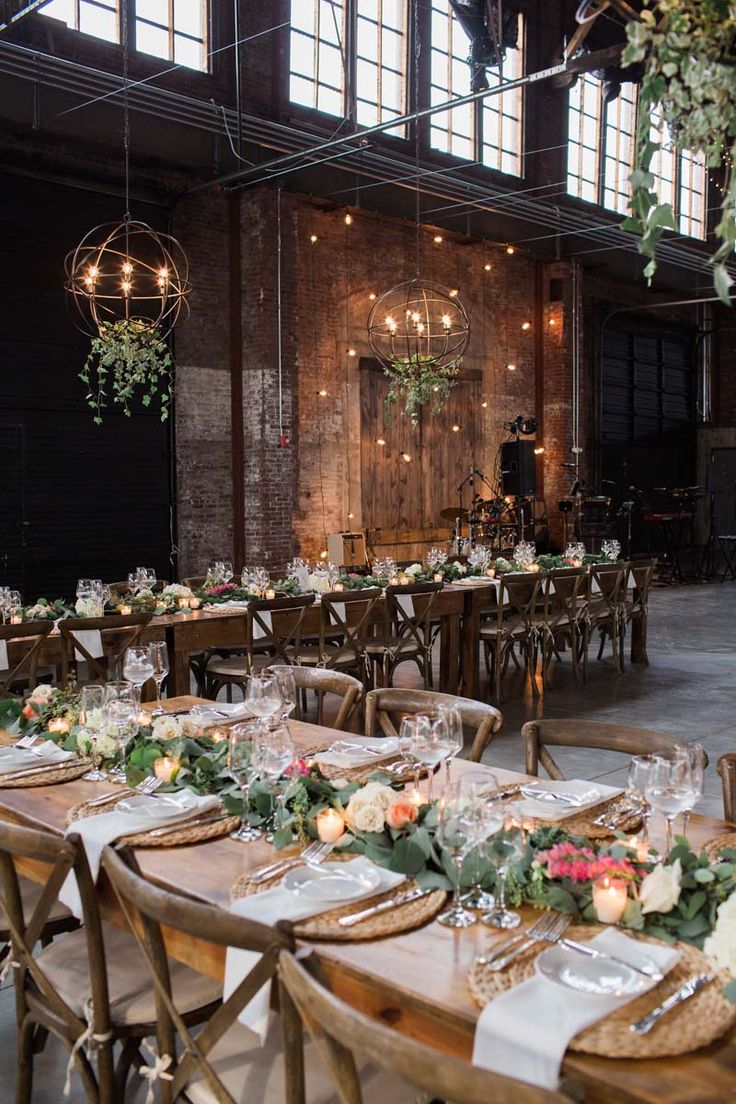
(473, 928, 679, 1089)
(394, 594, 414, 618)
(71, 629, 104, 663)
(450, 577, 499, 588)
(190, 701, 251, 726)
(60, 789, 221, 918)
(225, 857, 404, 1041)
(0, 740, 75, 774)
(251, 610, 272, 641)
(0, 640, 8, 670)
(316, 735, 399, 769)
(518, 779, 622, 823)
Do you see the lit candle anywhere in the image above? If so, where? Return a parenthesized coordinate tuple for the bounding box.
(529, 562, 541, 573)
(265, 588, 276, 600)
(178, 596, 191, 609)
(10, 614, 22, 625)
(398, 573, 410, 585)
(333, 581, 345, 592)
(389, 575, 400, 586)
(316, 807, 345, 843)
(592, 875, 628, 924)
(119, 604, 132, 616)
(153, 756, 180, 784)
(486, 567, 496, 578)
(207, 726, 229, 744)
(48, 717, 70, 735)
(433, 572, 444, 582)
(189, 596, 201, 609)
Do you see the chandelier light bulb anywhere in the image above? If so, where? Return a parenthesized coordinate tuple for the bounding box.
(88, 265, 99, 279)
(347, 511, 354, 519)
(121, 280, 132, 294)
(416, 322, 425, 334)
(441, 313, 451, 330)
(548, 317, 556, 327)
(122, 261, 133, 276)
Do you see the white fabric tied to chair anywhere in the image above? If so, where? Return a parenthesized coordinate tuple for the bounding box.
(0, 955, 20, 983)
(0, 640, 8, 671)
(63, 998, 113, 1096)
(139, 1040, 174, 1104)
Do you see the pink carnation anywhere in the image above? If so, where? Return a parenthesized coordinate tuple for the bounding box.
(537, 842, 635, 883)
(285, 757, 311, 778)
(205, 582, 237, 596)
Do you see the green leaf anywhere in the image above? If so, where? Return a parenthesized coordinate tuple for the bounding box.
(723, 979, 736, 1004)
(675, 914, 711, 938)
(547, 886, 578, 914)
(648, 203, 677, 231)
(713, 264, 734, 307)
(693, 867, 716, 883)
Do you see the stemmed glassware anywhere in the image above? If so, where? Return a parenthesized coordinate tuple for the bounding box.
(436, 704, 463, 790)
(0, 588, 10, 623)
(147, 642, 170, 714)
(7, 591, 22, 622)
(644, 755, 698, 855)
(627, 753, 664, 847)
(271, 669, 296, 723)
(245, 674, 282, 723)
(674, 742, 706, 838)
(436, 782, 494, 929)
(80, 685, 107, 781)
(410, 714, 454, 803)
(122, 646, 155, 711)
(228, 723, 262, 842)
(398, 715, 427, 787)
(481, 803, 526, 930)
(103, 690, 137, 781)
(252, 567, 270, 595)
(252, 724, 295, 838)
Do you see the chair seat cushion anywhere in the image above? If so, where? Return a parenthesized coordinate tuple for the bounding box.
(364, 638, 420, 658)
(19, 876, 74, 926)
(285, 646, 359, 668)
(186, 1016, 419, 1104)
(36, 922, 221, 1026)
(206, 657, 249, 679)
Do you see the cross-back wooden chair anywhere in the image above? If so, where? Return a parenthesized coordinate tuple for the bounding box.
(181, 576, 207, 590)
(718, 753, 736, 823)
(288, 588, 381, 684)
(479, 573, 543, 701)
(101, 843, 308, 1104)
(0, 821, 221, 1103)
(521, 719, 703, 780)
(267, 664, 363, 731)
(0, 621, 54, 697)
(365, 582, 443, 689)
(59, 613, 153, 686)
(278, 950, 577, 1104)
(624, 559, 656, 666)
(364, 687, 503, 762)
(586, 563, 627, 674)
(205, 596, 316, 700)
(539, 568, 588, 689)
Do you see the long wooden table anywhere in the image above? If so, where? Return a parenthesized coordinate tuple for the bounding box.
(1, 696, 734, 1103)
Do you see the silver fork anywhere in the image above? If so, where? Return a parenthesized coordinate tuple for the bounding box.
(15, 732, 40, 749)
(478, 910, 560, 966)
(85, 775, 163, 808)
(484, 911, 571, 971)
(249, 840, 334, 885)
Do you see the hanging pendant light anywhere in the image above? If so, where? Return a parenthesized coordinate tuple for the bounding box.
(367, 278, 469, 371)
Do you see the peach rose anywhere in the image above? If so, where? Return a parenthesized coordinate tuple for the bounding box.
(22, 704, 36, 719)
(386, 798, 419, 830)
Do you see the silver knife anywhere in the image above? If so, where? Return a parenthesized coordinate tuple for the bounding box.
(630, 973, 714, 1035)
(338, 887, 433, 927)
(559, 938, 664, 981)
(135, 811, 229, 839)
(0, 758, 81, 781)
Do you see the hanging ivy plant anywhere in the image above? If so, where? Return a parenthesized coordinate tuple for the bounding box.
(622, 1, 736, 303)
(80, 318, 174, 425)
(384, 354, 461, 427)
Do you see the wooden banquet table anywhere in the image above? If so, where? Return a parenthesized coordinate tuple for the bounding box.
(1, 696, 734, 1101)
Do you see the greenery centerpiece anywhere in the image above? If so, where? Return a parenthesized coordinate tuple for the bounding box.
(384, 354, 461, 427)
(80, 319, 173, 425)
(623, 0, 736, 301)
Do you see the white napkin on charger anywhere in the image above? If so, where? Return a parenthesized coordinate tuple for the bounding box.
(473, 928, 679, 1089)
(60, 789, 220, 918)
(190, 701, 251, 726)
(518, 779, 622, 823)
(0, 740, 75, 774)
(316, 735, 399, 769)
(225, 857, 404, 1041)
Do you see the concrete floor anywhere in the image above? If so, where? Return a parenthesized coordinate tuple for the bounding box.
(1, 581, 733, 1101)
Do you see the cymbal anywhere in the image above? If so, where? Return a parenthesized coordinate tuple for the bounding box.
(440, 507, 469, 521)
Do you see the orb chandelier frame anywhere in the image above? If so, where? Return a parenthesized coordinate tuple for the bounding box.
(367, 278, 470, 372)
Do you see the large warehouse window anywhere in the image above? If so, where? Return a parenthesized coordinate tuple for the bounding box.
(135, 0, 208, 71)
(40, 0, 119, 43)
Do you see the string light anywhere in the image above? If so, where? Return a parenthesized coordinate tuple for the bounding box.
(319, 550, 329, 559)
(377, 437, 386, 446)
(318, 388, 327, 397)
(402, 452, 412, 462)
(521, 321, 531, 331)
(534, 446, 545, 455)
(310, 233, 318, 243)
(451, 424, 460, 432)
(484, 263, 492, 271)
(347, 511, 354, 519)
(348, 348, 356, 356)
(344, 213, 353, 226)
(506, 245, 515, 255)
(481, 400, 488, 408)
(434, 234, 443, 243)
(368, 292, 376, 300)
(548, 318, 556, 327)
(507, 363, 517, 371)
(449, 288, 458, 297)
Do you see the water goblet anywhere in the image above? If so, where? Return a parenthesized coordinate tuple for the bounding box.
(122, 646, 156, 710)
(411, 714, 454, 803)
(457, 770, 500, 910)
(674, 742, 706, 838)
(8, 591, 22, 622)
(481, 803, 526, 930)
(80, 685, 107, 781)
(147, 642, 170, 715)
(435, 783, 489, 928)
(626, 753, 663, 845)
(436, 703, 464, 790)
(220, 562, 234, 585)
(271, 669, 296, 723)
(245, 674, 282, 722)
(228, 723, 262, 842)
(104, 698, 137, 781)
(252, 723, 295, 837)
(644, 756, 698, 856)
(398, 715, 427, 787)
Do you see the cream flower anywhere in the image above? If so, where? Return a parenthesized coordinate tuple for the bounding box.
(351, 805, 386, 833)
(151, 716, 183, 742)
(161, 584, 193, 599)
(95, 731, 118, 758)
(344, 781, 396, 833)
(640, 859, 682, 914)
(405, 563, 423, 577)
(29, 684, 54, 705)
(704, 892, 736, 974)
(179, 716, 200, 739)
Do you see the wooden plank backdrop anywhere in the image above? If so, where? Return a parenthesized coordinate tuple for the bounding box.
(359, 358, 482, 560)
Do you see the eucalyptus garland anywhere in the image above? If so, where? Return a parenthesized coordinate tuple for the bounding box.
(80, 319, 173, 424)
(384, 354, 461, 427)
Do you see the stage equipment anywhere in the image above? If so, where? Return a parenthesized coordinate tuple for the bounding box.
(501, 440, 537, 497)
(327, 532, 368, 568)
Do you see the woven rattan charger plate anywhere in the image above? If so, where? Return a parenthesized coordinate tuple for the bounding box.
(703, 832, 736, 861)
(468, 922, 735, 1059)
(499, 786, 643, 840)
(0, 759, 92, 788)
(230, 855, 446, 942)
(300, 744, 430, 787)
(66, 791, 240, 847)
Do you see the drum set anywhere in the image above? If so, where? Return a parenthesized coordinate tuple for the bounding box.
(439, 496, 534, 556)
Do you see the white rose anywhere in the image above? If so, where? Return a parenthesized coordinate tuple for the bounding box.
(704, 892, 736, 974)
(77, 731, 93, 755)
(179, 717, 199, 739)
(29, 684, 53, 704)
(95, 732, 118, 758)
(358, 781, 395, 812)
(405, 563, 422, 577)
(640, 859, 682, 914)
(352, 805, 386, 833)
(161, 584, 193, 598)
(152, 716, 183, 742)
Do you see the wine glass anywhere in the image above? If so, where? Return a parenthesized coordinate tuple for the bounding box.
(252, 724, 295, 836)
(8, 591, 22, 622)
(80, 685, 107, 781)
(245, 674, 282, 721)
(228, 723, 262, 842)
(76, 579, 93, 600)
(398, 715, 427, 787)
(627, 753, 664, 846)
(458, 770, 500, 910)
(104, 698, 137, 781)
(481, 803, 526, 930)
(123, 646, 155, 711)
(220, 562, 234, 585)
(253, 567, 270, 595)
(147, 642, 170, 714)
(271, 669, 296, 723)
(0, 587, 10, 624)
(674, 742, 706, 838)
(411, 714, 454, 802)
(435, 783, 490, 928)
(436, 704, 464, 790)
(104, 680, 135, 704)
(644, 756, 698, 856)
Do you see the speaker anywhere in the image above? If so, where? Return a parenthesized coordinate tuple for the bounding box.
(501, 441, 537, 497)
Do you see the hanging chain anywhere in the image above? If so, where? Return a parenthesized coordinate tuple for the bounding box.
(414, 0, 421, 280)
(122, 0, 131, 221)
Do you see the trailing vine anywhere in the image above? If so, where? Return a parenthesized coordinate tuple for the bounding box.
(384, 354, 461, 427)
(622, 0, 736, 302)
(80, 319, 174, 424)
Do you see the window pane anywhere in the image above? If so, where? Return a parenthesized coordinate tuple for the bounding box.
(41, 0, 75, 26)
(174, 34, 202, 69)
(135, 0, 207, 70)
(355, 0, 407, 133)
(136, 20, 168, 60)
(291, 31, 315, 79)
(567, 72, 601, 203)
(41, 0, 119, 43)
(174, 0, 202, 38)
(137, 0, 167, 23)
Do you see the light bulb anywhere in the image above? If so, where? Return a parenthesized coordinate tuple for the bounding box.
(441, 313, 451, 329)
(507, 363, 516, 371)
(385, 315, 395, 328)
(432, 386, 439, 393)
(484, 263, 492, 271)
(548, 317, 556, 327)
(347, 511, 354, 519)
(368, 292, 376, 300)
(416, 322, 425, 334)
(534, 446, 545, 455)
(434, 235, 443, 243)
(158, 267, 169, 280)
(318, 389, 327, 397)
(88, 265, 99, 279)
(506, 245, 515, 255)
(344, 213, 353, 225)
(451, 424, 460, 432)
(84, 277, 94, 288)
(122, 261, 133, 276)
(348, 348, 356, 357)
(320, 550, 328, 559)
(121, 280, 132, 294)
(310, 234, 318, 243)
(521, 320, 531, 331)
(449, 288, 458, 297)
(377, 437, 386, 446)
(402, 452, 411, 462)
(481, 401, 488, 408)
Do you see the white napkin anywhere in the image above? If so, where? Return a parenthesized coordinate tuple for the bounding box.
(0, 740, 75, 774)
(225, 857, 404, 1041)
(203, 600, 250, 610)
(190, 701, 250, 726)
(518, 779, 622, 823)
(60, 789, 220, 917)
(316, 735, 399, 769)
(72, 630, 104, 662)
(0, 640, 8, 670)
(394, 594, 414, 619)
(450, 577, 499, 588)
(473, 928, 679, 1089)
(296, 566, 310, 592)
(251, 610, 272, 642)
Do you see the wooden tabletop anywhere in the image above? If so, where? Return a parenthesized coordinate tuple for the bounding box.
(1, 696, 734, 1103)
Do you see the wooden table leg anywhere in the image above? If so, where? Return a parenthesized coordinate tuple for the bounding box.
(438, 613, 460, 694)
(461, 594, 481, 700)
(167, 626, 191, 696)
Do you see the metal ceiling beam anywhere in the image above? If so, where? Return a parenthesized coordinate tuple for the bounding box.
(0, 0, 49, 34)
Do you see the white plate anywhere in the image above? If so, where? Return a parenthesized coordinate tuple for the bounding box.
(536, 945, 649, 996)
(116, 792, 198, 820)
(283, 863, 381, 903)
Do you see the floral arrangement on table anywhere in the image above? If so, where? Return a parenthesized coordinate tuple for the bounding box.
(17, 597, 74, 623)
(0, 682, 81, 737)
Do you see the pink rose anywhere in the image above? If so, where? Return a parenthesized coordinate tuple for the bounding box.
(285, 757, 311, 778)
(386, 799, 419, 830)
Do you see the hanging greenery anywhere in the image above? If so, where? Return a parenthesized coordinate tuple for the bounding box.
(80, 319, 174, 425)
(622, 1, 736, 303)
(384, 354, 461, 427)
